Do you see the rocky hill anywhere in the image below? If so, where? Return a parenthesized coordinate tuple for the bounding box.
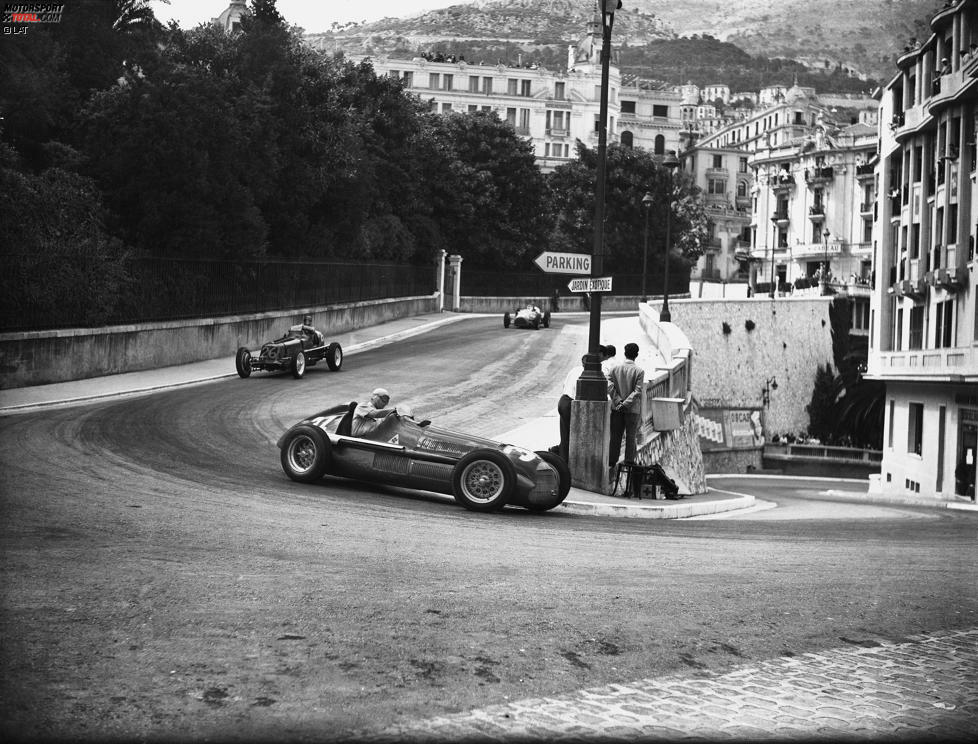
(307, 0, 939, 86)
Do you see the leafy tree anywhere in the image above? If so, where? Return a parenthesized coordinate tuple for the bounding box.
(0, 144, 130, 327)
(806, 362, 838, 443)
(547, 143, 707, 283)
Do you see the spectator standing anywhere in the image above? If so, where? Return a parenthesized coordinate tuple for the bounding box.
(606, 342, 644, 467)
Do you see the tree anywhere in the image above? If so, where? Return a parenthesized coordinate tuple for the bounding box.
(806, 363, 838, 443)
(547, 143, 707, 280)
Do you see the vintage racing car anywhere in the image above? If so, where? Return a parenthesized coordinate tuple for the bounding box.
(277, 403, 571, 513)
(236, 323, 342, 379)
(503, 304, 551, 330)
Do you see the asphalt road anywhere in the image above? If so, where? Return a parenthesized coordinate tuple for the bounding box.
(1, 315, 975, 742)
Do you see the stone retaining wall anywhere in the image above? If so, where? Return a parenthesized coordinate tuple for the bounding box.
(0, 295, 438, 389)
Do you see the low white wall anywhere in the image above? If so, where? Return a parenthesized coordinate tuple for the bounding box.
(0, 295, 438, 389)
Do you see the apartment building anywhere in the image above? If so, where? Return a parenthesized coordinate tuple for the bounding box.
(869, 0, 978, 502)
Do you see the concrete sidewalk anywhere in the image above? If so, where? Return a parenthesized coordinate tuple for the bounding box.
(0, 311, 752, 519)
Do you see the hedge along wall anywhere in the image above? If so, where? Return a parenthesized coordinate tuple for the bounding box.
(659, 296, 835, 438)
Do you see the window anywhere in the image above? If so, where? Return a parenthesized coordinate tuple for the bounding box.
(737, 181, 747, 197)
(935, 300, 954, 348)
(441, 103, 452, 113)
(518, 108, 530, 132)
(482, 77, 493, 95)
(443, 74, 453, 91)
(708, 179, 726, 195)
(621, 100, 636, 114)
(620, 130, 634, 147)
(429, 73, 440, 89)
(653, 104, 668, 117)
(908, 402, 924, 456)
(469, 75, 480, 93)
(949, 204, 958, 243)
(654, 134, 665, 154)
(554, 81, 565, 100)
(521, 80, 531, 97)
(888, 400, 895, 448)
(739, 157, 748, 173)
(712, 154, 723, 169)
(507, 78, 518, 95)
(468, 104, 478, 113)
(909, 305, 924, 349)
(402, 71, 413, 87)
(812, 223, 823, 243)
(506, 108, 516, 127)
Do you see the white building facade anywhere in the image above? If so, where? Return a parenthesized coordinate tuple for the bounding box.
(868, 0, 978, 503)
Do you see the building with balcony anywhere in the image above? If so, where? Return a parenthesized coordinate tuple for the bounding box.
(868, 0, 978, 503)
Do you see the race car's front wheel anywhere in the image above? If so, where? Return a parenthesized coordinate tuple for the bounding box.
(326, 342, 343, 371)
(451, 449, 516, 512)
(291, 351, 306, 378)
(235, 347, 252, 378)
(503, 312, 511, 328)
(280, 425, 331, 483)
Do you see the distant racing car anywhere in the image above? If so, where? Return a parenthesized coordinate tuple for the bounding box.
(503, 304, 551, 330)
(236, 322, 342, 379)
(277, 402, 571, 513)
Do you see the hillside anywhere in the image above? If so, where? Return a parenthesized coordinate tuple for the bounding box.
(307, 0, 939, 88)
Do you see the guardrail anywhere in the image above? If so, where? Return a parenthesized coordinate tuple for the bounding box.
(765, 443, 883, 463)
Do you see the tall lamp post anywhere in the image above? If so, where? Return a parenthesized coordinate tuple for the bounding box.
(769, 216, 779, 299)
(577, 0, 621, 401)
(640, 191, 652, 302)
(821, 228, 830, 290)
(660, 150, 679, 322)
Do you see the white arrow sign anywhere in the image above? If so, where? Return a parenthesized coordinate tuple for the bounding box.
(533, 251, 592, 275)
(567, 277, 612, 293)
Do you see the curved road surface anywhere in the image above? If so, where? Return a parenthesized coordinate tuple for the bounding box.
(1, 315, 975, 742)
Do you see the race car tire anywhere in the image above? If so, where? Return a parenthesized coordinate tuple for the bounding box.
(291, 351, 306, 379)
(326, 342, 343, 371)
(235, 347, 252, 378)
(451, 449, 516, 512)
(503, 312, 511, 328)
(528, 451, 572, 511)
(543, 311, 551, 328)
(280, 425, 331, 482)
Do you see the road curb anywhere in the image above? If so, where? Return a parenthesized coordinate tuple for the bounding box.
(557, 494, 755, 519)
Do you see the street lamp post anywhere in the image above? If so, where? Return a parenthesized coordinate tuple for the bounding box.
(577, 0, 621, 401)
(640, 191, 652, 302)
(660, 151, 679, 322)
(769, 216, 779, 299)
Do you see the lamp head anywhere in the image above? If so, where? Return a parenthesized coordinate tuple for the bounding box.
(823, 229, 830, 239)
(642, 191, 653, 208)
(662, 149, 680, 170)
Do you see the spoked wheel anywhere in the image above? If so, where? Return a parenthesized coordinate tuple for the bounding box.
(326, 342, 343, 371)
(235, 347, 252, 378)
(291, 351, 306, 379)
(280, 425, 331, 482)
(451, 449, 516, 512)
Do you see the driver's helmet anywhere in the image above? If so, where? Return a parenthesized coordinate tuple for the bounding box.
(302, 314, 314, 326)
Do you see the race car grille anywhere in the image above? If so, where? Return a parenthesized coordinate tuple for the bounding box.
(527, 469, 560, 505)
(409, 462, 447, 480)
(372, 453, 409, 474)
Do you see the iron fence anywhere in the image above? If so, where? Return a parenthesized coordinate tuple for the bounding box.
(461, 269, 688, 299)
(2, 256, 435, 332)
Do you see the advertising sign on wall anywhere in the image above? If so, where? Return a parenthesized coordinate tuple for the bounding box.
(695, 408, 764, 451)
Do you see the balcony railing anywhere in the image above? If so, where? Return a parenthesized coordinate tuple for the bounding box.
(859, 201, 874, 213)
(808, 205, 825, 219)
(805, 166, 834, 183)
(856, 163, 875, 177)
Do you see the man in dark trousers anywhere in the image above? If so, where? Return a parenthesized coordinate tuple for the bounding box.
(607, 342, 644, 467)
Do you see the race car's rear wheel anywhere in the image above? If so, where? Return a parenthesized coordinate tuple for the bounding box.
(451, 449, 516, 512)
(543, 311, 551, 328)
(235, 347, 252, 378)
(291, 351, 306, 378)
(527, 451, 572, 511)
(503, 312, 511, 328)
(280, 425, 331, 482)
(326, 342, 343, 371)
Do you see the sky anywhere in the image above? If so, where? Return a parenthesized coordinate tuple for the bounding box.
(152, 0, 478, 33)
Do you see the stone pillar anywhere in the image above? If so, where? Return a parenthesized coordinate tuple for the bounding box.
(569, 399, 611, 493)
(448, 254, 463, 311)
(435, 250, 447, 312)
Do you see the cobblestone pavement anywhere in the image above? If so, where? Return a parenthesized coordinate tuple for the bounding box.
(357, 628, 977, 742)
